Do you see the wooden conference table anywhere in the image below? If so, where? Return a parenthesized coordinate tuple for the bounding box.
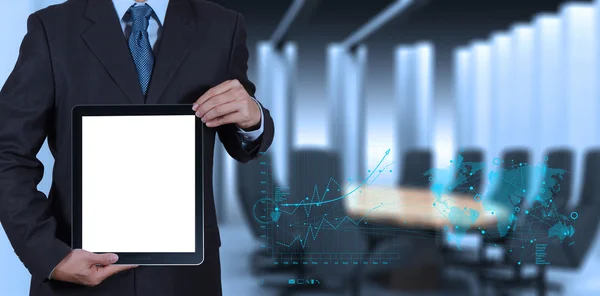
(343, 186, 510, 229)
(341, 186, 511, 291)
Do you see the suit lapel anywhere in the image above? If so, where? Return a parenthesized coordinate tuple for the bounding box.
(145, 0, 205, 104)
(81, 0, 145, 104)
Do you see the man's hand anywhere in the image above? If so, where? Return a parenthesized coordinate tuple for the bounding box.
(192, 79, 261, 130)
(50, 249, 137, 287)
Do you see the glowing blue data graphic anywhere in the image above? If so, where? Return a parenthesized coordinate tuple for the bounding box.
(426, 150, 576, 262)
(250, 149, 578, 266)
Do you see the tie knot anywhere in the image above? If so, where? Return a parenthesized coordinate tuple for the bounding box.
(128, 4, 154, 31)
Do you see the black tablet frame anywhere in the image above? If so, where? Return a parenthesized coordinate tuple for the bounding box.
(72, 104, 204, 265)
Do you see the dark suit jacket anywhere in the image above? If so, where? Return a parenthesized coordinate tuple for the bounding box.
(0, 0, 274, 295)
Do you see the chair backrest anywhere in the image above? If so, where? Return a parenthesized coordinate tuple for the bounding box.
(452, 149, 484, 194)
(501, 149, 530, 170)
(578, 149, 600, 206)
(488, 149, 530, 206)
(399, 149, 433, 188)
(236, 154, 274, 239)
(544, 149, 573, 212)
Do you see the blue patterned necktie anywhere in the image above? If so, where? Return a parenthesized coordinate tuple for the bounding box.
(127, 4, 155, 96)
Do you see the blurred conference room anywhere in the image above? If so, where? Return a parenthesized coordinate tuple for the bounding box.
(2, 0, 600, 295)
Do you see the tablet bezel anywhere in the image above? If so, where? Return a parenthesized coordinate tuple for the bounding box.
(72, 104, 204, 265)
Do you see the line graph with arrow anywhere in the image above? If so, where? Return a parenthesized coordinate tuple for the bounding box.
(253, 149, 396, 259)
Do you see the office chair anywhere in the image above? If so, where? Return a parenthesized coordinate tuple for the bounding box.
(479, 149, 572, 290)
(543, 149, 573, 211)
(479, 149, 531, 251)
(478, 149, 572, 263)
(273, 149, 365, 296)
(364, 149, 434, 250)
(481, 149, 598, 296)
(443, 149, 531, 282)
(554, 149, 600, 267)
(439, 149, 484, 253)
(236, 154, 303, 275)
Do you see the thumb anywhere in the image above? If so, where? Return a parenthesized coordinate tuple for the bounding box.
(88, 253, 119, 266)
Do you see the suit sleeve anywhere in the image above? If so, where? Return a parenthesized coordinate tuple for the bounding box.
(0, 13, 72, 280)
(217, 13, 274, 163)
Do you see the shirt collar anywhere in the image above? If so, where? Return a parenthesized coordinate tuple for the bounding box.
(112, 0, 169, 26)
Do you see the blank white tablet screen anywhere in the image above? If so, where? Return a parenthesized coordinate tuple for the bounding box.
(81, 115, 196, 253)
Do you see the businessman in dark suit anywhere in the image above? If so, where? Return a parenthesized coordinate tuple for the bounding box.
(0, 0, 274, 295)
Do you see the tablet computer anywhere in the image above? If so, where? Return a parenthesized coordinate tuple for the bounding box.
(72, 105, 204, 265)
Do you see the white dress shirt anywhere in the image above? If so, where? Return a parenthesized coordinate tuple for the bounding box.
(112, 0, 264, 142)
